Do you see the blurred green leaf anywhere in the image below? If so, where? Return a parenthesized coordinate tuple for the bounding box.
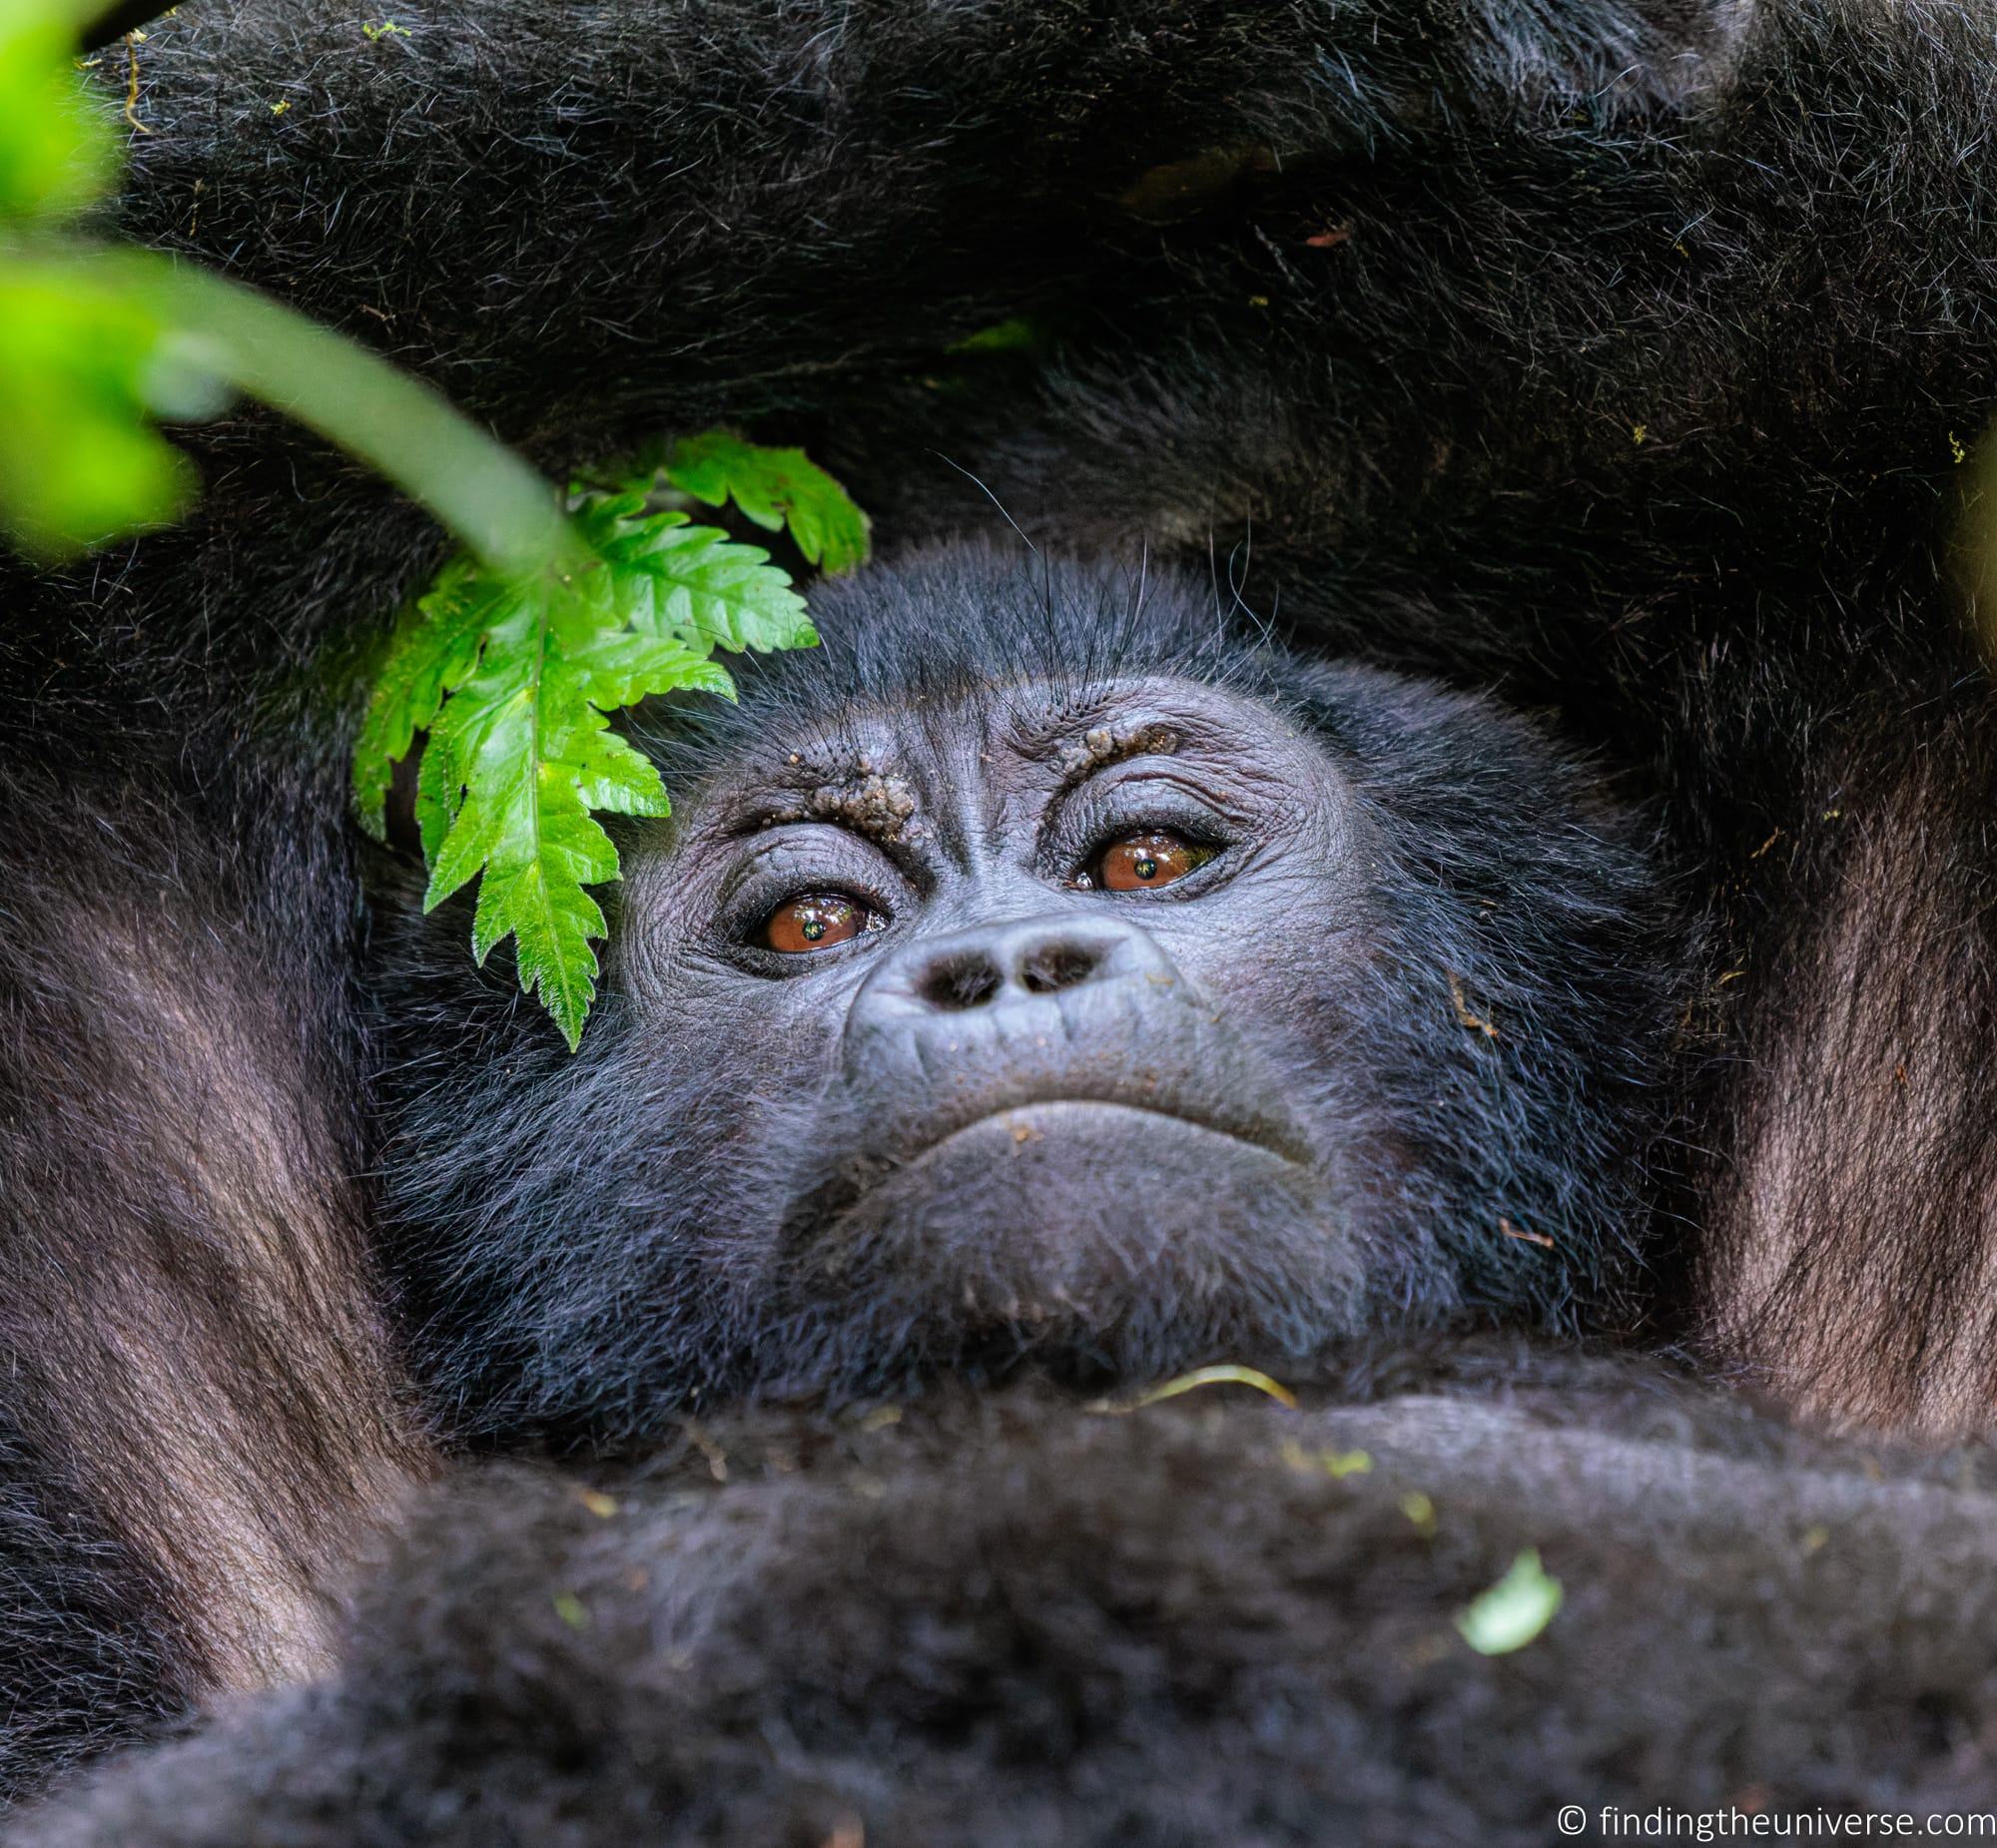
(0, 264, 217, 556)
(0, 3, 193, 554)
(0, 242, 576, 570)
(0, 3, 116, 224)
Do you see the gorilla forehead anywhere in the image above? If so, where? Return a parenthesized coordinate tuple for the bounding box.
(636, 542, 1300, 791)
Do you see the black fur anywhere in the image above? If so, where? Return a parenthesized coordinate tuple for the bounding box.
(18, 1346, 1997, 1846)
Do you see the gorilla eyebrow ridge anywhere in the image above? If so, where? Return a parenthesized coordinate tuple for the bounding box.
(1049, 719, 1185, 785)
(732, 739, 924, 849)
(998, 687, 1189, 792)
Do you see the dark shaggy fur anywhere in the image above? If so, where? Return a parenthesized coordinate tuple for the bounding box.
(16, 1345, 1997, 1847)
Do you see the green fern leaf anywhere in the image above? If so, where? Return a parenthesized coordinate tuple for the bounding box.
(574, 492, 818, 653)
(351, 464, 828, 1048)
(658, 430, 873, 575)
(351, 555, 493, 838)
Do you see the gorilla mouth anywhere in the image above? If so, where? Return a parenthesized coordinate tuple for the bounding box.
(769, 1089, 1355, 1383)
(784, 1019, 1322, 1262)
(793, 1085, 1315, 1254)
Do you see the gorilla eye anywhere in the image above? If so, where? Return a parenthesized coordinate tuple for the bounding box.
(761, 894, 883, 953)
(1083, 831, 1214, 894)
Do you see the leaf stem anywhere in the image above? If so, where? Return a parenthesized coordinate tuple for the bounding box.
(64, 244, 580, 579)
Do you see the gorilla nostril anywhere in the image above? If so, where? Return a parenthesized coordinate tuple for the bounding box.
(1019, 941, 1100, 994)
(920, 954, 1004, 1012)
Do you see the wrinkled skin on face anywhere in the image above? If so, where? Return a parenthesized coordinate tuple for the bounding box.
(367, 546, 1679, 1442)
(622, 670, 1384, 1378)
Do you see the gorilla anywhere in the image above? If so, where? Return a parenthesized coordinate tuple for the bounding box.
(363, 546, 1675, 1440)
(4, 0, 1997, 1827)
(1, 537, 1688, 1816)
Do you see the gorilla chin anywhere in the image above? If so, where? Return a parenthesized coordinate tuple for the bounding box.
(783, 1096, 1357, 1377)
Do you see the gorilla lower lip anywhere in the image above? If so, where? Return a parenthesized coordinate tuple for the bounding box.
(774, 1096, 1362, 1373)
(827, 1100, 1313, 1258)
(914, 1098, 1303, 1169)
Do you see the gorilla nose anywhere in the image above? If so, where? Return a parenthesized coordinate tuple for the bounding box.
(848, 915, 1178, 1027)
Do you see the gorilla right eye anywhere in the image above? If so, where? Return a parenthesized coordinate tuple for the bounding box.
(761, 894, 884, 953)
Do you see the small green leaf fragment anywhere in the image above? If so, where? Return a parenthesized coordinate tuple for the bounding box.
(947, 315, 1048, 356)
(1278, 1440, 1371, 1477)
(551, 1590, 590, 1630)
(659, 430, 872, 574)
(1455, 1549, 1562, 1655)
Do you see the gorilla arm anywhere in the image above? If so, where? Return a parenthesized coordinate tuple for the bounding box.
(13, 1345, 1997, 1846)
(0, 773, 433, 1712)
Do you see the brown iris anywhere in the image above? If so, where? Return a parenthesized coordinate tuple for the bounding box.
(762, 894, 877, 953)
(1094, 830, 1211, 893)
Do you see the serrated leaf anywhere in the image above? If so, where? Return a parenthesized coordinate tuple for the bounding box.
(359, 470, 825, 1045)
(575, 495, 819, 654)
(567, 725, 669, 818)
(660, 430, 872, 575)
(413, 717, 463, 863)
(351, 555, 493, 837)
(559, 620, 738, 709)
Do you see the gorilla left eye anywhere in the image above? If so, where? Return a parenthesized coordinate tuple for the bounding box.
(761, 894, 884, 953)
(1076, 830, 1214, 894)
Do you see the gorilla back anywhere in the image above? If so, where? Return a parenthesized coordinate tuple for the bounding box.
(368, 546, 1678, 1441)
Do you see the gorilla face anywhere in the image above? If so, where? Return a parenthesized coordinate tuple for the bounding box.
(370, 547, 1676, 1439)
(617, 671, 1385, 1382)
